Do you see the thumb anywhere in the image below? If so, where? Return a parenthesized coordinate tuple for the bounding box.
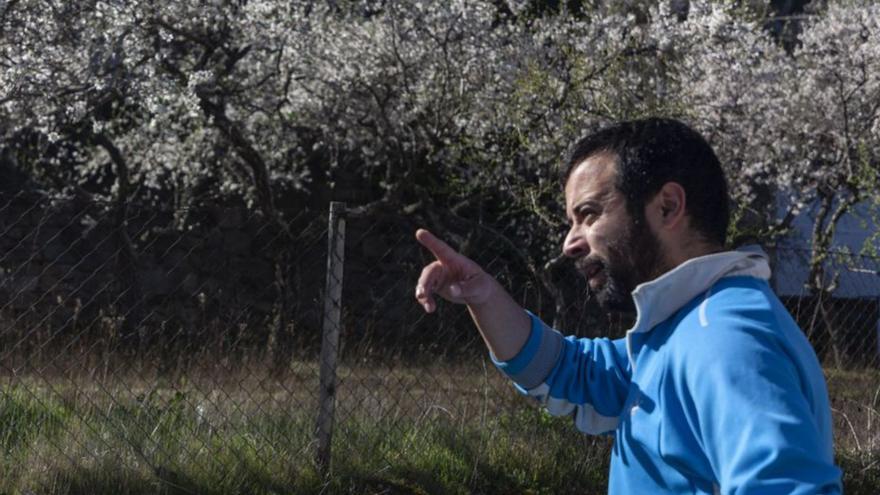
(446, 274, 491, 305)
(449, 283, 462, 298)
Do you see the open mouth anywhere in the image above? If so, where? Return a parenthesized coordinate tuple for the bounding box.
(577, 258, 605, 287)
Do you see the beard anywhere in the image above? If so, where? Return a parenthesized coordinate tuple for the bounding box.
(575, 218, 664, 314)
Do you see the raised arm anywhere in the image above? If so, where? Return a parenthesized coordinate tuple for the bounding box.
(414, 229, 530, 361)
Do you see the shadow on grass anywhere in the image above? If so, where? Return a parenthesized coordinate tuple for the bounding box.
(35, 462, 301, 495)
(322, 406, 611, 495)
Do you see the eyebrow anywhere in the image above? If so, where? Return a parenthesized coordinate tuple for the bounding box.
(575, 200, 601, 212)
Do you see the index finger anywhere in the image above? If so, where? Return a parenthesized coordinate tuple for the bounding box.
(415, 229, 461, 263)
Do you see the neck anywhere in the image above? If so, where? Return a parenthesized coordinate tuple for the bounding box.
(664, 237, 724, 271)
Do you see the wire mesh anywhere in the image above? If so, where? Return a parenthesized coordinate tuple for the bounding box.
(328, 204, 880, 476)
(0, 193, 330, 490)
(1, 197, 878, 489)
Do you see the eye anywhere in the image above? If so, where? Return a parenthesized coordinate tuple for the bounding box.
(577, 206, 599, 223)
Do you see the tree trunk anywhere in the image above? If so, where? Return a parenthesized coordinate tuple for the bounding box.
(93, 133, 145, 352)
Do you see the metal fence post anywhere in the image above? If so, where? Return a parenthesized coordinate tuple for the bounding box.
(315, 201, 346, 474)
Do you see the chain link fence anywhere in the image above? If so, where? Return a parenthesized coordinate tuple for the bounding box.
(0, 191, 334, 490)
(770, 246, 880, 369)
(1, 195, 878, 490)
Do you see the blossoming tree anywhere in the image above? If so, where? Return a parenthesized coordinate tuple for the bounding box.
(1, 1, 878, 343)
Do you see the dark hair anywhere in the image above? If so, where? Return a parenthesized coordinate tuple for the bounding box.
(563, 118, 730, 246)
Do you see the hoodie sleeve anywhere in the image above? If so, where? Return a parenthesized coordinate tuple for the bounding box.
(678, 306, 843, 494)
(492, 311, 631, 435)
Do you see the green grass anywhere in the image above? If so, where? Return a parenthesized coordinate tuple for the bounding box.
(324, 407, 611, 494)
(0, 363, 877, 494)
(0, 387, 610, 494)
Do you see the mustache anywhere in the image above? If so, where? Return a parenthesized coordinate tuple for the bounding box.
(574, 255, 605, 274)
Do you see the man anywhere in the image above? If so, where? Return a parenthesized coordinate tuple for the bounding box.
(414, 118, 843, 494)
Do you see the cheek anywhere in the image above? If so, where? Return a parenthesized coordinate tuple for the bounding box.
(601, 224, 637, 264)
(586, 224, 613, 257)
(591, 217, 624, 244)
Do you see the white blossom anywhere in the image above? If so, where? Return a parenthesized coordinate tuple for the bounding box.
(0, 0, 877, 257)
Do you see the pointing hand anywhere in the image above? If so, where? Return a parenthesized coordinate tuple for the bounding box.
(414, 229, 496, 313)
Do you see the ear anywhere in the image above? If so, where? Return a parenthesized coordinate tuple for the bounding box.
(646, 182, 687, 231)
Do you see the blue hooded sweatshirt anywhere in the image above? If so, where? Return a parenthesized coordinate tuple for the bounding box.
(493, 248, 843, 494)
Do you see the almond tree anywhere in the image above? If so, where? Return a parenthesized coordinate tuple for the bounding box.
(2, 0, 878, 346)
(657, 1, 880, 365)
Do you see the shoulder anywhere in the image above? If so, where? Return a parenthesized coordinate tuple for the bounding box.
(665, 276, 795, 369)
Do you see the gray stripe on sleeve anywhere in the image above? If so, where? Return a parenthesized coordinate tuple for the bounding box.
(508, 321, 564, 389)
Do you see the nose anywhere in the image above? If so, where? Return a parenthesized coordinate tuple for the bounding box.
(563, 226, 589, 258)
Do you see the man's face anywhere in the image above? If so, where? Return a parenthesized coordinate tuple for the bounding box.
(563, 153, 664, 313)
